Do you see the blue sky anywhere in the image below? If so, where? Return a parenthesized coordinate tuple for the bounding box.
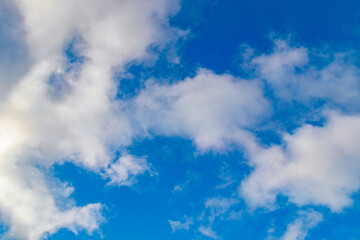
(1, 0, 360, 240)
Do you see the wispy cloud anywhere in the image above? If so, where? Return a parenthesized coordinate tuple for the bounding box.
(248, 39, 360, 108)
(168, 216, 193, 232)
(279, 210, 322, 240)
(199, 225, 219, 239)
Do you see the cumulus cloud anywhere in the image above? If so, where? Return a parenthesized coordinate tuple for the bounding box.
(0, 159, 103, 240)
(241, 112, 360, 212)
(1, 0, 270, 236)
(12, 0, 180, 63)
(278, 210, 322, 240)
(237, 38, 360, 213)
(134, 68, 269, 151)
(4, 0, 360, 238)
(0, 0, 180, 239)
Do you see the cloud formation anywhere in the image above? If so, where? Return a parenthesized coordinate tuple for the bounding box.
(279, 210, 322, 240)
(241, 112, 360, 212)
(2, 0, 360, 238)
(249, 39, 360, 108)
(236, 39, 360, 213)
(168, 216, 193, 232)
(0, 0, 180, 238)
(134, 68, 269, 151)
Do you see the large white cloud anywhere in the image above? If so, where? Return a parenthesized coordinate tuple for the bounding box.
(134, 68, 269, 151)
(241, 112, 360, 212)
(12, 0, 180, 62)
(1, 1, 270, 236)
(0, 0, 180, 239)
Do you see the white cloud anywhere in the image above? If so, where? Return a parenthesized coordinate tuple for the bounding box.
(0, 0, 181, 239)
(251, 39, 309, 89)
(173, 184, 185, 193)
(205, 197, 239, 218)
(0, 160, 103, 240)
(241, 112, 360, 212)
(172, 180, 189, 194)
(0, 0, 31, 101)
(250, 39, 360, 107)
(227, 210, 242, 220)
(4, 1, 360, 238)
(195, 197, 239, 239)
(12, 0, 180, 63)
(105, 154, 150, 186)
(279, 210, 322, 240)
(1, 1, 271, 235)
(199, 225, 219, 239)
(134, 68, 269, 151)
(168, 216, 193, 232)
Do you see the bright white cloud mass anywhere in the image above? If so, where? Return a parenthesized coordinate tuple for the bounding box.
(242, 112, 360, 212)
(134, 68, 269, 151)
(0, 0, 180, 239)
(1, 0, 360, 239)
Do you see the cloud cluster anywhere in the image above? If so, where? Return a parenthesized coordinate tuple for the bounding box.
(241, 112, 360, 212)
(3, 0, 360, 238)
(0, 0, 180, 238)
(134, 39, 360, 217)
(236, 39, 360, 213)
(149, 39, 360, 238)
